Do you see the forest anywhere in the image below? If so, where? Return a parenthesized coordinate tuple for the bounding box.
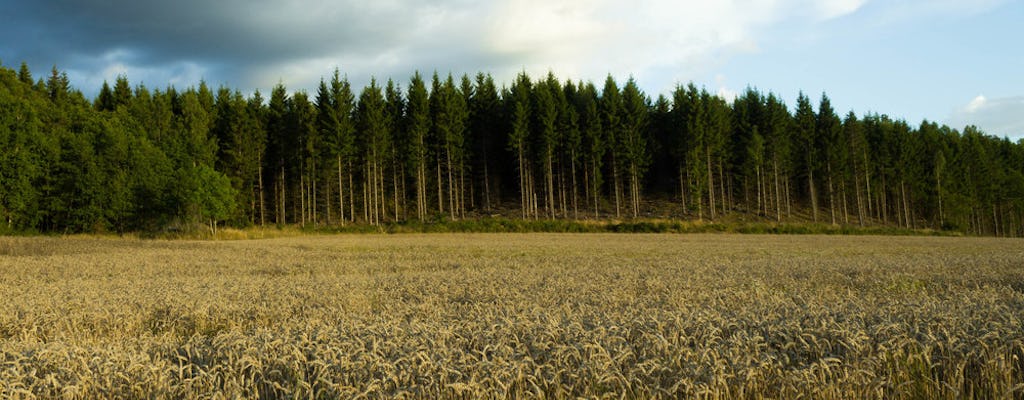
(1, 61, 1022, 236)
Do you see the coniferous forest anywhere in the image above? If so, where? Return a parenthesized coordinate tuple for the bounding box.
(1, 62, 1023, 236)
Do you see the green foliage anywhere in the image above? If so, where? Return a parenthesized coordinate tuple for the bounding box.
(0, 62, 1021, 236)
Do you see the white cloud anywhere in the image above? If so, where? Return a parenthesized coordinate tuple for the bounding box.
(811, 0, 868, 20)
(948, 95, 1024, 139)
(965, 95, 987, 113)
(480, 0, 866, 90)
(863, 0, 1009, 25)
(3, 0, 881, 95)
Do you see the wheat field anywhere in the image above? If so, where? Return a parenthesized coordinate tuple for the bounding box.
(1, 234, 1022, 399)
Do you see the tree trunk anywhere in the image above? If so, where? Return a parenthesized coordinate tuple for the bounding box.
(855, 170, 864, 227)
(809, 167, 818, 223)
(571, 151, 578, 220)
(679, 166, 687, 217)
(706, 145, 715, 220)
(612, 153, 621, 219)
(773, 158, 781, 222)
(446, 146, 455, 220)
(348, 164, 354, 224)
(280, 167, 287, 225)
(592, 160, 600, 219)
(437, 156, 444, 216)
(864, 151, 872, 220)
(719, 161, 727, 216)
(258, 154, 265, 227)
(338, 156, 346, 226)
(827, 163, 836, 225)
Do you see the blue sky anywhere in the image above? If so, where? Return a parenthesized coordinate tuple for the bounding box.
(2, 0, 1021, 139)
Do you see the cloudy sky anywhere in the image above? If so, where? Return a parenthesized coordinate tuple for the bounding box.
(3, 0, 1021, 139)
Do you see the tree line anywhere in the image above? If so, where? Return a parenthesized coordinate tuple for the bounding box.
(1, 61, 1022, 236)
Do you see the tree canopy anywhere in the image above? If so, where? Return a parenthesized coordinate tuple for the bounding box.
(1, 62, 1022, 236)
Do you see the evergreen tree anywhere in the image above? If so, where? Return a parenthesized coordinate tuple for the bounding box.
(600, 76, 624, 218)
(794, 92, 819, 221)
(468, 73, 503, 212)
(356, 79, 387, 225)
(405, 71, 431, 221)
(620, 77, 649, 218)
(578, 81, 604, 218)
(507, 72, 534, 219)
(815, 93, 842, 224)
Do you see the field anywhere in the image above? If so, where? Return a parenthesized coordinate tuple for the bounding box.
(1, 234, 1023, 399)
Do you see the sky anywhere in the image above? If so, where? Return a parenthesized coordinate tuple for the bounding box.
(2, 0, 1021, 139)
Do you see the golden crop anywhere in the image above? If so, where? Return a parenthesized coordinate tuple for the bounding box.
(1, 234, 1022, 399)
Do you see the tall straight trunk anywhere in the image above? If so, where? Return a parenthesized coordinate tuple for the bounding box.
(417, 160, 425, 221)
(557, 165, 565, 218)
(696, 173, 704, 221)
(337, 156, 345, 226)
(755, 166, 762, 216)
(827, 164, 836, 225)
(855, 170, 864, 227)
(446, 146, 455, 220)
(571, 151, 578, 220)
(773, 159, 781, 222)
(592, 160, 600, 218)
(393, 164, 400, 222)
(280, 167, 287, 225)
(326, 176, 332, 225)
(584, 164, 591, 218)
(612, 153, 621, 219)
(706, 146, 715, 220)
(993, 204, 999, 236)
(483, 160, 491, 212)
(546, 152, 554, 219)
(900, 180, 910, 229)
(363, 161, 370, 224)
(466, 164, 474, 213)
(633, 166, 641, 218)
(718, 161, 727, 216)
(437, 157, 444, 216)
(312, 157, 317, 226)
(679, 166, 687, 216)
(348, 164, 354, 224)
(864, 151, 872, 219)
(459, 162, 466, 219)
(785, 177, 792, 219)
(936, 174, 944, 226)
(809, 167, 818, 223)
(841, 181, 849, 225)
(258, 154, 266, 227)
(400, 166, 407, 221)
(378, 159, 385, 224)
(300, 173, 306, 227)
(881, 174, 888, 225)
(518, 149, 526, 220)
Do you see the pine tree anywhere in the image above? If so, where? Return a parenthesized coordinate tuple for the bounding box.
(600, 76, 624, 218)
(385, 79, 405, 222)
(468, 73, 502, 212)
(508, 72, 534, 219)
(356, 79, 387, 225)
(794, 92, 818, 221)
(578, 81, 604, 218)
(620, 78, 649, 218)
(815, 93, 841, 225)
(406, 72, 431, 221)
(266, 84, 291, 224)
(535, 73, 560, 219)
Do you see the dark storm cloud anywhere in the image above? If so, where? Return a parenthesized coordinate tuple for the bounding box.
(4, 0, 421, 67)
(2, 0, 499, 93)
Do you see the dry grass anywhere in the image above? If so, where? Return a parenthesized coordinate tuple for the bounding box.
(1, 234, 1023, 399)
